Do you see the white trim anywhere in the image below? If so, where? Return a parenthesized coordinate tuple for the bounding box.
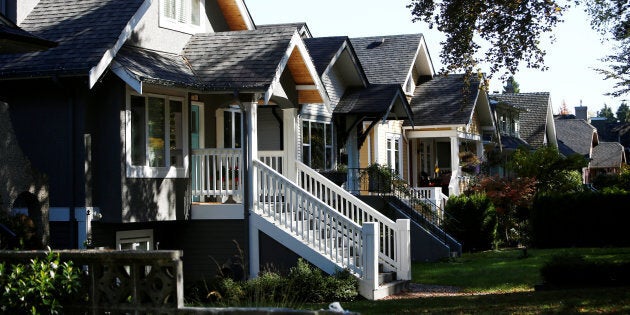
(111, 61, 142, 94)
(125, 90, 189, 179)
(116, 229, 154, 250)
(190, 204, 244, 219)
(191, 101, 204, 148)
(234, 0, 256, 30)
(158, 0, 206, 34)
(89, 0, 151, 88)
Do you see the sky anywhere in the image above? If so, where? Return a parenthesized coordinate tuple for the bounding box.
(245, 0, 622, 116)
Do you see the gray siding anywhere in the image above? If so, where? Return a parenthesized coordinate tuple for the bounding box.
(91, 220, 247, 284)
(257, 107, 282, 150)
(322, 66, 346, 109)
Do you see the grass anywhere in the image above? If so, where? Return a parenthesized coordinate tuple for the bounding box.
(306, 247, 630, 314)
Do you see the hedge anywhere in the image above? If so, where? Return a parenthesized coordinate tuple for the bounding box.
(531, 192, 630, 248)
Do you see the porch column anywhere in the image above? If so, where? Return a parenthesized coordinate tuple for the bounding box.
(283, 108, 298, 182)
(346, 118, 359, 192)
(476, 141, 484, 161)
(410, 139, 418, 187)
(244, 101, 259, 279)
(449, 136, 459, 195)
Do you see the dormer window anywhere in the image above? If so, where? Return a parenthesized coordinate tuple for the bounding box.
(160, 0, 204, 34)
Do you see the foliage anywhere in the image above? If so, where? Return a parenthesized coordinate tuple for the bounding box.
(0, 249, 84, 314)
(407, 0, 564, 80)
(361, 163, 394, 193)
(617, 102, 630, 122)
(470, 176, 536, 249)
(0, 213, 42, 250)
(531, 191, 630, 248)
(509, 146, 587, 193)
(597, 103, 617, 122)
(406, 0, 630, 97)
(459, 151, 481, 174)
(502, 76, 520, 93)
(204, 259, 358, 307)
(444, 193, 495, 252)
(592, 164, 630, 191)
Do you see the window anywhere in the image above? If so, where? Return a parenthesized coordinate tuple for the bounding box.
(127, 93, 188, 178)
(160, 0, 204, 34)
(386, 134, 401, 175)
(302, 120, 333, 170)
(224, 109, 242, 149)
(116, 230, 154, 250)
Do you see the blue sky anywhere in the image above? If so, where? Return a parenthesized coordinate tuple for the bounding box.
(245, 0, 622, 116)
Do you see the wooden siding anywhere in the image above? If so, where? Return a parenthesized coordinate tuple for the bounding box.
(469, 111, 481, 136)
(322, 66, 345, 108)
(216, 0, 249, 31)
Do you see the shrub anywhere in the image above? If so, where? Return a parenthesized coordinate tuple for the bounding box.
(0, 249, 83, 314)
(444, 193, 495, 252)
(206, 259, 358, 306)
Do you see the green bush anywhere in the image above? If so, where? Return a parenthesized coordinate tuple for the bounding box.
(0, 249, 83, 314)
(444, 193, 495, 252)
(208, 259, 358, 306)
(540, 254, 630, 287)
(531, 191, 630, 248)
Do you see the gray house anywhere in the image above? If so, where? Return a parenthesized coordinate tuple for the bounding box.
(0, 0, 413, 300)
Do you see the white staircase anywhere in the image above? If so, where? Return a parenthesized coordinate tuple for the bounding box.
(252, 160, 411, 300)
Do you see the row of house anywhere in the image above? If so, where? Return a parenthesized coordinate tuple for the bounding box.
(1, 0, 624, 300)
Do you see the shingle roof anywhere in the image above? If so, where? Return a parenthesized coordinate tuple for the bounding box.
(555, 119, 597, 157)
(500, 135, 531, 150)
(304, 36, 348, 77)
(350, 34, 423, 85)
(591, 142, 625, 168)
(334, 84, 407, 116)
(491, 93, 551, 149)
(0, 0, 144, 78)
(0, 13, 56, 53)
(406, 74, 480, 126)
(183, 26, 296, 90)
(114, 45, 202, 89)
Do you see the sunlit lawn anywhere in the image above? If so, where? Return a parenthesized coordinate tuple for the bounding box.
(309, 248, 630, 314)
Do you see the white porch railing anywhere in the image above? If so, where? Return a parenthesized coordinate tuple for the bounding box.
(253, 160, 365, 276)
(295, 161, 410, 278)
(412, 187, 448, 219)
(259, 151, 284, 175)
(191, 148, 242, 199)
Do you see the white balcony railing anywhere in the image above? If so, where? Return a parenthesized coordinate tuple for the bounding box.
(191, 148, 242, 199)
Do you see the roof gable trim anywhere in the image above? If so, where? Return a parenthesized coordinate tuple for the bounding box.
(89, 0, 150, 88)
(111, 60, 142, 94)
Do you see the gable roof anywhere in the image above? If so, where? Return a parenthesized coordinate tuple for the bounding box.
(555, 118, 598, 157)
(304, 36, 350, 77)
(183, 26, 295, 90)
(492, 92, 552, 149)
(0, 0, 146, 82)
(334, 84, 410, 118)
(406, 74, 481, 126)
(350, 34, 427, 85)
(0, 12, 57, 53)
(591, 142, 626, 168)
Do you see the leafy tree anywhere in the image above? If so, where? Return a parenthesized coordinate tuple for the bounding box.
(502, 76, 521, 93)
(407, 0, 630, 96)
(598, 104, 616, 122)
(509, 146, 587, 193)
(617, 101, 630, 123)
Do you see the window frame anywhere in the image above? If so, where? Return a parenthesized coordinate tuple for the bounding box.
(116, 229, 154, 251)
(159, 0, 205, 34)
(386, 133, 402, 176)
(301, 119, 333, 170)
(125, 91, 189, 178)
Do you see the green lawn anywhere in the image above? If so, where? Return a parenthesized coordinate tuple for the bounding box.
(315, 248, 630, 314)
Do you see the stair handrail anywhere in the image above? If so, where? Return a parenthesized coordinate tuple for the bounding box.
(295, 161, 401, 273)
(253, 160, 366, 277)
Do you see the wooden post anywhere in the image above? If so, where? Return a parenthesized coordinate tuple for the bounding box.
(359, 222, 379, 300)
(396, 219, 411, 280)
(244, 100, 260, 279)
(449, 136, 459, 195)
(283, 108, 298, 182)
